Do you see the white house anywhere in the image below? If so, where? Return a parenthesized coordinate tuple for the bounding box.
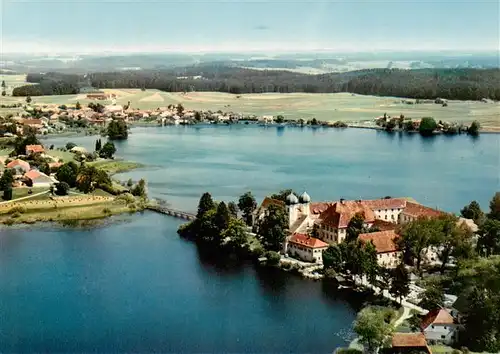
(421, 308, 458, 345)
(23, 170, 53, 188)
(358, 230, 401, 268)
(286, 233, 329, 263)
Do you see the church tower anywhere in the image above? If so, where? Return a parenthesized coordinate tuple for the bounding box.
(285, 192, 299, 228)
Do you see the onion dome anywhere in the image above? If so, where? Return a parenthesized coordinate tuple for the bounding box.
(286, 193, 299, 205)
(299, 191, 311, 203)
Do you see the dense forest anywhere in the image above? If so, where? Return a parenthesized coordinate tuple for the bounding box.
(12, 67, 500, 101)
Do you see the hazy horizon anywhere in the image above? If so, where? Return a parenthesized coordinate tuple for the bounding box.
(1, 0, 498, 54)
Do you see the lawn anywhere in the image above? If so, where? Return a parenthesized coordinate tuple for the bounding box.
(46, 149, 77, 163)
(11, 187, 50, 200)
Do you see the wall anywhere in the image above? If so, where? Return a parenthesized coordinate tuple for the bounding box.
(424, 324, 457, 345)
(373, 207, 403, 223)
(377, 251, 401, 268)
(288, 243, 325, 263)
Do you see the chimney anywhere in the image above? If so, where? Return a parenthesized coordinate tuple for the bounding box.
(340, 198, 345, 205)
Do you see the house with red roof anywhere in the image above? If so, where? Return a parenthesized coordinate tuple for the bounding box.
(399, 202, 444, 224)
(6, 159, 30, 175)
(359, 230, 401, 268)
(421, 308, 457, 345)
(25, 144, 45, 156)
(23, 170, 53, 188)
(286, 233, 329, 263)
(391, 333, 431, 354)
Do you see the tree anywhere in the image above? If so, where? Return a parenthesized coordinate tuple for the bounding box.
(419, 282, 445, 310)
(194, 111, 202, 121)
(323, 244, 344, 272)
(95, 139, 102, 152)
(126, 178, 133, 187)
(362, 242, 380, 285)
(26, 96, 32, 104)
(270, 189, 297, 202)
(1, 91, 6, 97)
(39, 162, 51, 175)
(176, 103, 184, 116)
(398, 217, 439, 271)
(228, 201, 239, 218)
(54, 182, 70, 196)
(238, 191, 257, 225)
(468, 120, 481, 136)
(197, 192, 215, 219)
(13, 133, 40, 156)
(489, 192, 500, 221)
(390, 263, 410, 303)
(66, 142, 77, 150)
(131, 179, 147, 198)
(221, 218, 248, 250)
(419, 117, 437, 136)
(461, 200, 485, 224)
(477, 219, 500, 256)
(55, 161, 79, 187)
(259, 204, 287, 252)
(214, 201, 230, 232)
(435, 214, 474, 273)
(385, 118, 397, 132)
(346, 212, 365, 242)
(0, 169, 14, 191)
(354, 307, 394, 354)
(3, 187, 13, 201)
(99, 142, 116, 159)
(275, 115, 285, 124)
(75, 101, 81, 110)
(107, 120, 128, 140)
(1, 80, 5, 88)
(76, 165, 110, 193)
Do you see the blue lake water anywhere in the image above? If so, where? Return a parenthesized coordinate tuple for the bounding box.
(1, 126, 498, 352)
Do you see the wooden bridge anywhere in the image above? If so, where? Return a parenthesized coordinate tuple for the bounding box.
(146, 202, 196, 221)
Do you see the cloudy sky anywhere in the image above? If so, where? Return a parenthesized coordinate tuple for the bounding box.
(1, 0, 499, 53)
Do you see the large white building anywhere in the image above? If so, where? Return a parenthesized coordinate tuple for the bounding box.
(286, 233, 329, 263)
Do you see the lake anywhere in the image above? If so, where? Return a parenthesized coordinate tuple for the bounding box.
(1, 126, 498, 352)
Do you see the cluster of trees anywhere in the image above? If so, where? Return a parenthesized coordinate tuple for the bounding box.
(55, 161, 111, 194)
(177, 192, 250, 257)
(379, 115, 481, 136)
(13, 73, 80, 96)
(11, 68, 500, 101)
(94, 139, 116, 159)
(107, 120, 128, 140)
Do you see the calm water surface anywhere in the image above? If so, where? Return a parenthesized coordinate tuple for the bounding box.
(1, 126, 498, 352)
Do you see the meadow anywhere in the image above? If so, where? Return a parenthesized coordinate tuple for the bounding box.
(2, 75, 499, 130)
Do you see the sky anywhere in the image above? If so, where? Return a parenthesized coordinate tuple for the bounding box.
(1, 0, 499, 54)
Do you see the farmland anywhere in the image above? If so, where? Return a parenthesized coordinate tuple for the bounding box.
(2, 75, 499, 130)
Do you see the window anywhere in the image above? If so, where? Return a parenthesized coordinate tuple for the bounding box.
(431, 325, 434, 329)
(441, 335, 445, 339)
(385, 215, 388, 220)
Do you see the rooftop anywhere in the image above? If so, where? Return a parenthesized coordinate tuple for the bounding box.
(392, 333, 428, 348)
(289, 233, 329, 249)
(320, 200, 375, 229)
(359, 230, 400, 254)
(403, 202, 444, 218)
(421, 308, 454, 330)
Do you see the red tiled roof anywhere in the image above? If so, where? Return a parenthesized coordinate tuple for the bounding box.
(24, 170, 42, 180)
(392, 333, 428, 348)
(320, 201, 375, 229)
(359, 230, 400, 254)
(26, 144, 45, 153)
(259, 197, 285, 210)
(372, 219, 398, 231)
(363, 198, 407, 210)
(403, 202, 444, 218)
(309, 202, 333, 215)
(6, 159, 30, 170)
(289, 233, 329, 249)
(421, 308, 454, 330)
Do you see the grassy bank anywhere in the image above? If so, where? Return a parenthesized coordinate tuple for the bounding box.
(89, 159, 143, 174)
(0, 193, 146, 225)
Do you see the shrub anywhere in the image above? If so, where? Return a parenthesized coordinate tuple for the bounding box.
(9, 206, 26, 214)
(11, 211, 21, 218)
(4, 218, 15, 225)
(419, 117, 437, 136)
(265, 251, 281, 266)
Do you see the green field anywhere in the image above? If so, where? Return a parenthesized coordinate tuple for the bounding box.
(2, 75, 499, 130)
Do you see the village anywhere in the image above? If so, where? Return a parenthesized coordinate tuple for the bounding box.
(0, 91, 482, 137)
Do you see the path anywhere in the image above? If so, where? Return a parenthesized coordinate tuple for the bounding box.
(0, 190, 50, 206)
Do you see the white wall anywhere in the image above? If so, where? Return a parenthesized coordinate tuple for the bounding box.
(288, 243, 325, 263)
(377, 252, 401, 268)
(424, 325, 457, 345)
(373, 208, 403, 223)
